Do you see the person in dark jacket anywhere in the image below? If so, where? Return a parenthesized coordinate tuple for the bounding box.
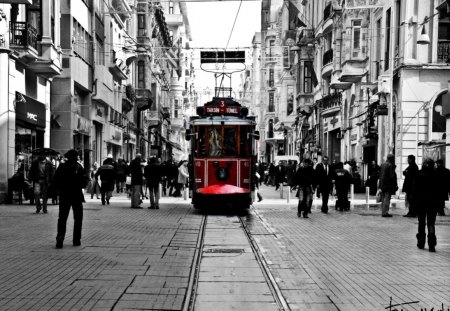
(315, 156, 334, 214)
(129, 154, 143, 208)
(366, 160, 380, 195)
(378, 154, 398, 217)
(294, 158, 317, 218)
(274, 161, 287, 191)
(115, 158, 128, 193)
(95, 158, 116, 205)
(144, 157, 163, 209)
(435, 159, 450, 216)
(334, 162, 352, 211)
(285, 160, 297, 191)
(267, 162, 276, 186)
(413, 158, 439, 252)
(28, 156, 54, 213)
(53, 149, 87, 249)
(402, 155, 419, 217)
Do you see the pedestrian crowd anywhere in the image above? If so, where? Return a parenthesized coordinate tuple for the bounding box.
(255, 154, 449, 253)
(12, 149, 449, 254)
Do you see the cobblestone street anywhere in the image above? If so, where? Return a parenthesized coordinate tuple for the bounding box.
(0, 186, 449, 310)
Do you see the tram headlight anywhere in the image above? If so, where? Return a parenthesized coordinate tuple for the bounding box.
(216, 167, 229, 181)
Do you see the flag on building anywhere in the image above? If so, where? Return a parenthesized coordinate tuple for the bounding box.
(288, 0, 306, 30)
(166, 38, 181, 78)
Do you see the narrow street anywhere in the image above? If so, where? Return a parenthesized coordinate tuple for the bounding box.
(1, 186, 449, 311)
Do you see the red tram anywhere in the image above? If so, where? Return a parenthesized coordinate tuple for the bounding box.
(185, 96, 259, 209)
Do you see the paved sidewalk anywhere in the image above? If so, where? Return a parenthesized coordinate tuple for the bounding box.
(0, 194, 198, 311)
(248, 186, 450, 311)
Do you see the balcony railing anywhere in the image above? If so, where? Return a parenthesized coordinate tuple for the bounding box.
(437, 41, 450, 63)
(319, 93, 341, 111)
(9, 22, 37, 50)
(323, 48, 333, 66)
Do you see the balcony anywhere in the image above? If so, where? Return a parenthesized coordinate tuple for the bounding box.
(340, 59, 368, 83)
(319, 93, 341, 117)
(135, 88, 153, 111)
(9, 21, 38, 52)
(165, 14, 183, 26)
(322, 48, 333, 78)
(437, 41, 450, 63)
(109, 51, 129, 80)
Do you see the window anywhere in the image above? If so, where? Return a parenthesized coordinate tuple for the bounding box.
(169, 1, 174, 14)
(269, 40, 275, 57)
(268, 68, 274, 87)
(51, 0, 55, 42)
(304, 61, 312, 93)
(95, 36, 105, 65)
(174, 99, 179, 118)
(138, 61, 145, 89)
(385, 9, 391, 71)
(138, 14, 146, 36)
(268, 93, 275, 112)
(352, 20, 361, 52)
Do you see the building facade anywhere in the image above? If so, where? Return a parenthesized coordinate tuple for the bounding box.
(0, 0, 62, 202)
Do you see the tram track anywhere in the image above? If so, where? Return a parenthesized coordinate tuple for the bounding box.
(184, 211, 290, 311)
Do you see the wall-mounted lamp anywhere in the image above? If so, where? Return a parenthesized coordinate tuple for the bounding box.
(417, 25, 431, 45)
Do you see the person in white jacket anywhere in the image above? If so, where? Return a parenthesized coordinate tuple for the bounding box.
(173, 160, 189, 197)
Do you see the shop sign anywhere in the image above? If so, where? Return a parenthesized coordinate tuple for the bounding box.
(15, 92, 46, 128)
(74, 114, 91, 134)
(129, 133, 136, 144)
(112, 130, 121, 141)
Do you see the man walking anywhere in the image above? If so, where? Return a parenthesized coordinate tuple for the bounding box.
(315, 156, 334, 214)
(28, 155, 54, 213)
(378, 154, 398, 217)
(144, 157, 163, 209)
(402, 155, 419, 217)
(53, 149, 87, 249)
(334, 162, 352, 211)
(435, 159, 450, 216)
(129, 154, 144, 208)
(95, 157, 116, 205)
(294, 158, 317, 218)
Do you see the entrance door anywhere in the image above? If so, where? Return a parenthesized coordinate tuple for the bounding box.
(329, 129, 341, 162)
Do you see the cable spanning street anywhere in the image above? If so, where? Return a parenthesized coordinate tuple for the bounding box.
(0, 185, 449, 311)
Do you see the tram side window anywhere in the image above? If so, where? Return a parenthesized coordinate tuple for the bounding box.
(223, 127, 237, 156)
(197, 126, 206, 157)
(208, 127, 222, 156)
(240, 126, 249, 157)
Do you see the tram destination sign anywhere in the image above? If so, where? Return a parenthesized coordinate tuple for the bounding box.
(205, 99, 241, 116)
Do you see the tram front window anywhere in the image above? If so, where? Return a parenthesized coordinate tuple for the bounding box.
(223, 128, 237, 156)
(208, 127, 222, 156)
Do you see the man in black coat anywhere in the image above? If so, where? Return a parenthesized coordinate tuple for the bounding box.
(294, 158, 317, 218)
(275, 161, 287, 191)
(402, 154, 419, 217)
(334, 162, 352, 211)
(53, 149, 87, 249)
(435, 159, 450, 216)
(315, 156, 334, 214)
(129, 154, 143, 208)
(144, 157, 163, 209)
(378, 154, 398, 217)
(95, 158, 116, 205)
(412, 158, 439, 252)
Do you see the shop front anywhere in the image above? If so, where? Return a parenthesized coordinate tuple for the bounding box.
(73, 114, 91, 170)
(106, 124, 123, 160)
(322, 113, 341, 162)
(15, 92, 47, 177)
